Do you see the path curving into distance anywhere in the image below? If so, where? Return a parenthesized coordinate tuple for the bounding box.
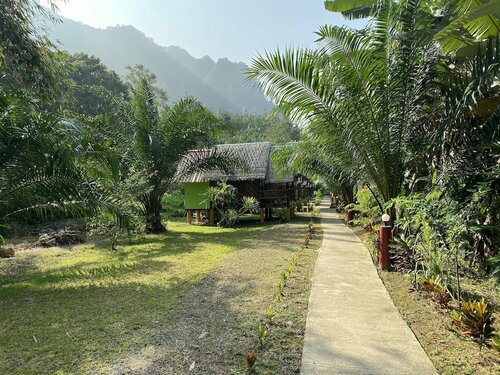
(301, 199, 438, 375)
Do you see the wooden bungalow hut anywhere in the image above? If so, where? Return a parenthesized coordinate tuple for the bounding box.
(176, 142, 310, 224)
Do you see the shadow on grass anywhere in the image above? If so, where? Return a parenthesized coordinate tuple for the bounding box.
(0, 215, 317, 374)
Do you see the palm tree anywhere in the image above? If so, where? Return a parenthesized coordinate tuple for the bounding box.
(323, 0, 500, 55)
(0, 94, 128, 228)
(271, 134, 359, 204)
(249, 0, 437, 209)
(125, 76, 233, 232)
(0, 0, 64, 100)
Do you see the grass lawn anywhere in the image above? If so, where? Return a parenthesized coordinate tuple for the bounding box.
(351, 226, 500, 375)
(0, 214, 321, 374)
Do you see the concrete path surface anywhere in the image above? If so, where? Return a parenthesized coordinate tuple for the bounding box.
(301, 199, 438, 375)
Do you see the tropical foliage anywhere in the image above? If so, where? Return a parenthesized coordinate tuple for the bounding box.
(203, 182, 259, 227)
(249, 0, 499, 319)
(0, 1, 233, 237)
(218, 111, 300, 144)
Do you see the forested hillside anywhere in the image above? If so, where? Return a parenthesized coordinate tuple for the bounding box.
(47, 17, 272, 113)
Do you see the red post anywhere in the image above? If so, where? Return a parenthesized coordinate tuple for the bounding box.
(379, 225, 391, 271)
(347, 210, 354, 225)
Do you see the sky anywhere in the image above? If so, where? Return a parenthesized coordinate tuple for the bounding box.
(53, 0, 365, 63)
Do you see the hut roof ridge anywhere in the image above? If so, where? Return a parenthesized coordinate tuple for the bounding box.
(176, 141, 293, 183)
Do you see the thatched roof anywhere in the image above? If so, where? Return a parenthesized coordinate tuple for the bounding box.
(266, 145, 293, 183)
(177, 142, 293, 183)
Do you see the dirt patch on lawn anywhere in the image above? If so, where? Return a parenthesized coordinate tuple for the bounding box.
(104, 216, 322, 374)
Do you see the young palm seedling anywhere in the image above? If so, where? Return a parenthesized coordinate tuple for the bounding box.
(280, 270, 289, 286)
(257, 324, 268, 348)
(274, 290, 281, 302)
(266, 304, 275, 323)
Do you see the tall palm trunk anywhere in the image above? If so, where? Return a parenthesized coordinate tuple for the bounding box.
(143, 191, 165, 233)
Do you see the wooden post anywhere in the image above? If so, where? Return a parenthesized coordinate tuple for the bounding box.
(292, 206, 295, 219)
(209, 208, 214, 225)
(186, 209, 192, 224)
(196, 209, 201, 223)
(347, 210, 354, 225)
(379, 225, 391, 271)
(260, 208, 265, 223)
(286, 207, 291, 222)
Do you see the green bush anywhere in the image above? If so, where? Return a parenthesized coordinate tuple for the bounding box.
(162, 190, 185, 219)
(451, 299, 494, 343)
(294, 200, 303, 211)
(346, 187, 381, 226)
(0, 234, 4, 247)
(275, 208, 288, 222)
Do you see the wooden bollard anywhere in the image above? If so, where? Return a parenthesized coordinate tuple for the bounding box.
(379, 225, 391, 271)
(347, 210, 354, 225)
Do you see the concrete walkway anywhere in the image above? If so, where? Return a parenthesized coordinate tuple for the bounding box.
(301, 199, 438, 375)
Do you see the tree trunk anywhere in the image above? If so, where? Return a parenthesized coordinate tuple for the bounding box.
(145, 192, 166, 233)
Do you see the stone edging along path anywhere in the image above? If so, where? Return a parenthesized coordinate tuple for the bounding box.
(300, 199, 438, 375)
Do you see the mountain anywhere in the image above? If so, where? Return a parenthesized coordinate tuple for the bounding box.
(47, 17, 272, 113)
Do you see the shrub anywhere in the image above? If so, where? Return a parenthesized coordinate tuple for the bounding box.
(451, 299, 494, 342)
(295, 200, 303, 211)
(419, 276, 439, 293)
(0, 235, 4, 247)
(346, 187, 381, 226)
(274, 208, 288, 223)
(431, 284, 451, 308)
(225, 208, 239, 227)
(161, 190, 185, 219)
(204, 183, 259, 227)
(419, 276, 451, 307)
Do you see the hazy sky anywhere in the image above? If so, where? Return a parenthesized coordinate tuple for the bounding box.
(54, 0, 365, 63)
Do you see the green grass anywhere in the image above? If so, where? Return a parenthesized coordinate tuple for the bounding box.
(380, 272, 500, 375)
(0, 216, 323, 374)
(255, 222, 323, 374)
(0, 221, 261, 374)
